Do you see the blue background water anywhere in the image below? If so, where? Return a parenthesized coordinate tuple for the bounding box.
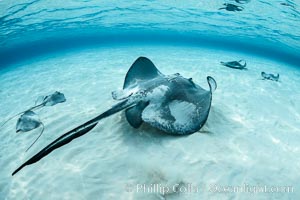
(0, 0, 299, 68)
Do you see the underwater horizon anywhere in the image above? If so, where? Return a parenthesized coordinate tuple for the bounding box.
(0, 0, 300, 199)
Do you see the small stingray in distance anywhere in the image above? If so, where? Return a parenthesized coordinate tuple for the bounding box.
(221, 60, 247, 70)
(261, 72, 280, 81)
(12, 57, 217, 176)
(16, 111, 45, 152)
(0, 91, 66, 129)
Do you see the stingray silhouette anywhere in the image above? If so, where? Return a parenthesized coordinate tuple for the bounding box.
(220, 60, 247, 70)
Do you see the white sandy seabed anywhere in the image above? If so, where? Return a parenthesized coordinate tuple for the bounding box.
(0, 44, 299, 200)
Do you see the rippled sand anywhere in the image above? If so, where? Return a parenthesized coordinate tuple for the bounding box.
(0, 45, 299, 199)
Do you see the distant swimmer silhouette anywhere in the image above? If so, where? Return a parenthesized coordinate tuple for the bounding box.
(219, 3, 244, 11)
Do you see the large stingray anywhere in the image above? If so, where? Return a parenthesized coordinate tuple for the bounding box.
(0, 91, 66, 128)
(12, 57, 217, 176)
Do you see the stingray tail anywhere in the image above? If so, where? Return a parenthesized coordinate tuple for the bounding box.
(25, 122, 45, 152)
(0, 104, 44, 129)
(207, 76, 217, 93)
(239, 59, 247, 68)
(12, 99, 133, 176)
(0, 112, 24, 129)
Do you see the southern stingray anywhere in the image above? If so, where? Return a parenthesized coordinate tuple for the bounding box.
(12, 57, 217, 176)
(261, 72, 279, 81)
(220, 60, 247, 69)
(16, 110, 44, 152)
(0, 91, 66, 128)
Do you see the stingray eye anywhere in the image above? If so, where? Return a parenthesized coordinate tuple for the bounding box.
(175, 73, 180, 76)
(188, 78, 196, 87)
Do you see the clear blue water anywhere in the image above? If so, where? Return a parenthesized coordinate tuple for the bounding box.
(1, 0, 300, 68)
(0, 1, 299, 199)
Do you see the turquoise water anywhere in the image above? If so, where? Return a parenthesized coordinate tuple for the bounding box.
(1, 0, 300, 67)
(0, 1, 300, 200)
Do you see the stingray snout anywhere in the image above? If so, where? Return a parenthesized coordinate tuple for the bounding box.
(112, 90, 133, 100)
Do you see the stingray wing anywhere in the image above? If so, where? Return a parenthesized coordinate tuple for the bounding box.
(141, 76, 216, 135)
(142, 100, 203, 135)
(123, 57, 164, 128)
(123, 57, 163, 89)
